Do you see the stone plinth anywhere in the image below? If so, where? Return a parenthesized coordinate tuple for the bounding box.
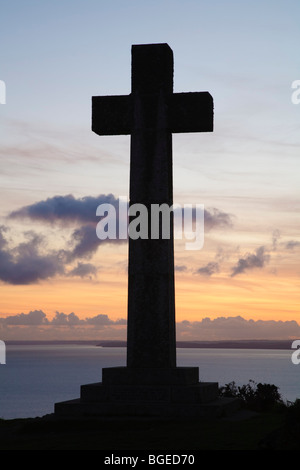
(102, 366, 199, 385)
(55, 366, 239, 419)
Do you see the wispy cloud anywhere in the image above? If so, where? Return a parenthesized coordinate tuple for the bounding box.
(196, 261, 220, 276)
(285, 240, 300, 250)
(203, 207, 233, 231)
(67, 262, 98, 278)
(230, 246, 270, 277)
(175, 265, 187, 272)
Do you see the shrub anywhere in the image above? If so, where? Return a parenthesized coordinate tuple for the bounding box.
(219, 379, 283, 411)
(286, 398, 300, 425)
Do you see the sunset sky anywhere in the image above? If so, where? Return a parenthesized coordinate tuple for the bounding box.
(0, 0, 299, 341)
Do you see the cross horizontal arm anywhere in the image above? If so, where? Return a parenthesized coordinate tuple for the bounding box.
(92, 91, 213, 136)
(92, 95, 132, 136)
(170, 92, 213, 133)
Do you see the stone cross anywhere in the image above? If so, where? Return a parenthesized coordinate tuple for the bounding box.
(55, 44, 237, 419)
(92, 43, 213, 370)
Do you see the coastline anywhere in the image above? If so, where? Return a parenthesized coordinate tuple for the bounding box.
(5, 339, 294, 350)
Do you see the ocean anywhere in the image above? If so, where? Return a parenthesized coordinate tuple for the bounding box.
(0, 343, 299, 420)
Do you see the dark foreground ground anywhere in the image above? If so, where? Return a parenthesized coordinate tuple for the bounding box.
(0, 408, 298, 450)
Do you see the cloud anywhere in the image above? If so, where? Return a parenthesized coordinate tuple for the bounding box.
(0, 311, 299, 341)
(67, 262, 98, 278)
(9, 194, 119, 225)
(176, 316, 300, 341)
(85, 314, 126, 326)
(285, 240, 300, 250)
(0, 225, 101, 285)
(0, 310, 127, 329)
(9, 194, 128, 264)
(51, 311, 82, 325)
(175, 265, 187, 272)
(4, 194, 292, 285)
(0, 227, 64, 285)
(203, 208, 233, 231)
(231, 246, 270, 277)
(5, 194, 234, 282)
(68, 224, 102, 260)
(2, 310, 49, 325)
(196, 261, 219, 276)
(272, 229, 280, 251)
(0, 310, 128, 341)
(10, 194, 233, 233)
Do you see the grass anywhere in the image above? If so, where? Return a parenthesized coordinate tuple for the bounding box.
(1, 380, 298, 450)
(0, 410, 286, 450)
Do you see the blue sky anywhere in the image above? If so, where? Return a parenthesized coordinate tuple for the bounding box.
(1, 0, 299, 200)
(0, 0, 299, 339)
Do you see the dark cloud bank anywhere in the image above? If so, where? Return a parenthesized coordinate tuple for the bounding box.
(0, 310, 299, 341)
(0, 227, 65, 285)
(1, 193, 233, 285)
(9, 194, 233, 231)
(2, 193, 299, 285)
(1, 310, 126, 327)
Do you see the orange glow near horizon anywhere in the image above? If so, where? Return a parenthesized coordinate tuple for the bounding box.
(1, 265, 299, 326)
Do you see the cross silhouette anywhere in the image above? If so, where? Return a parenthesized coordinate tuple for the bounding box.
(92, 43, 213, 370)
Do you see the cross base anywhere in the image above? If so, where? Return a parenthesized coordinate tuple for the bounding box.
(102, 366, 200, 385)
(54, 366, 240, 419)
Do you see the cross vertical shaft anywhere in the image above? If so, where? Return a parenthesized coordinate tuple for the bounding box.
(127, 44, 176, 368)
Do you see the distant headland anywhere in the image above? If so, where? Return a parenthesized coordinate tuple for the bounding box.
(4, 339, 293, 350)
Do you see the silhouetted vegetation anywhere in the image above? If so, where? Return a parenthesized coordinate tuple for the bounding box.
(286, 398, 300, 424)
(218, 380, 300, 449)
(219, 379, 284, 411)
(257, 398, 300, 449)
